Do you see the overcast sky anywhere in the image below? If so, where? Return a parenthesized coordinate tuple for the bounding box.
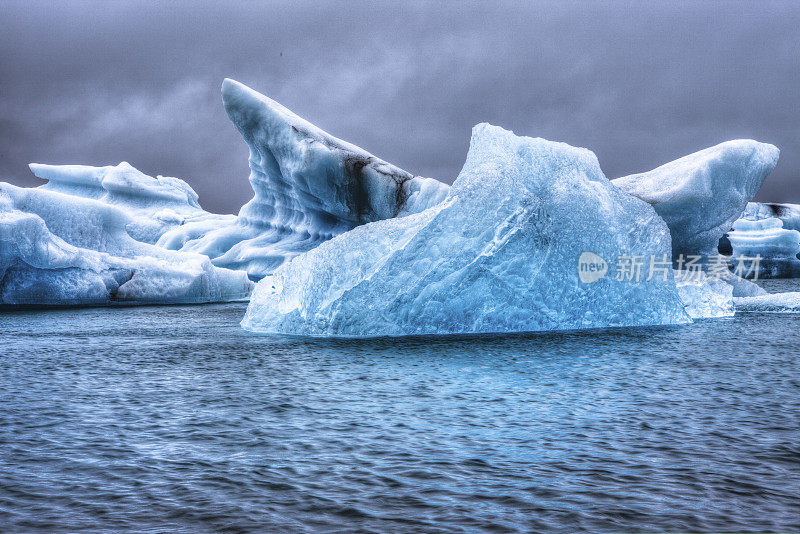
(1, 1, 798, 213)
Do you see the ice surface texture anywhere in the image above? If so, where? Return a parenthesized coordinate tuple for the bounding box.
(242, 124, 691, 337)
(0, 184, 252, 307)
(674, 270, 734, 319)
(30, 162, 234, 244)
(159, 79, 449, 279)
(613, 141, 779, 258)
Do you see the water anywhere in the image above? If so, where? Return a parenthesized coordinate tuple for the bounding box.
(1, 288, 799, 532)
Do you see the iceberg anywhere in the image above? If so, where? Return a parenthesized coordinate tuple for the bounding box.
(613, 140, 780, 259)
(722, 202, 800, 279)
(0, 183, 252, 307)
(30, 162, 234, 244)
(158, 79, 449, 279)
(242, 124, 691, 337)
(727, 218, 800, 278)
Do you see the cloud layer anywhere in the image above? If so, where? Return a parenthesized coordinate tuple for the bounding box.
(1, 1, 798, 213)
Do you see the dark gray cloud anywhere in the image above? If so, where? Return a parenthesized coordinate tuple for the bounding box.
(1, 0, 798, 213)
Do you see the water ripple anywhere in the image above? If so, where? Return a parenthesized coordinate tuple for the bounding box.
(1, 298, 799, 532)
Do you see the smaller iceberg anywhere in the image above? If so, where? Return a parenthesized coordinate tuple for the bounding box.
(613, 140, 779, 259)
(0, 183, 252, 307)
(727, 218, 800, 279)
(242, 124, 691, 337)
(722, 202, 800, 279)
(30, 162, 234, 244)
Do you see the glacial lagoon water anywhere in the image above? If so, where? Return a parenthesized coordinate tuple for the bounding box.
(1, 282, 799, 533)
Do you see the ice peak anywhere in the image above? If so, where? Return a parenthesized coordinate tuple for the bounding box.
(158, 79, 448, 279)
(221, 78, 413, 187)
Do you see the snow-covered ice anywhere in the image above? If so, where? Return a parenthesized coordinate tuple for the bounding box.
(159, 79, 449, 279)
(242, 124, 690, 337)
(0, 183, 252, 307)
(30, 162, 234, 244)
(613, 140, 779, 259)
(4, 77, 788, 323)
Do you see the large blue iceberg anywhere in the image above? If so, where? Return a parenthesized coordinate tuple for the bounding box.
(242, 124, 691, 337)
(1, 77, 786, 321)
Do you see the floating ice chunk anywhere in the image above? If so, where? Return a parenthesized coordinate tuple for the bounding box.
(159, 79, 449, 279)
(727, 218, 800, 278)
(613, 140, 779, 258)
(242, 124, 690, 337)
(674, 270, 734, 319)
(734, 292, 800, 313)
(0, 183, 252, 307)
(29, 162, 232, 244)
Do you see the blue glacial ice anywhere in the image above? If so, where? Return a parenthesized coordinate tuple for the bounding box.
(0, 182, 252, 307)
(242, 124, 692, 337)
(722, 202, 800, 279)
(2, 76, 786, 321)
(30, 161, 234, 244)
(727, 217, 800, 278)
(613, 140, 780, 259)
(158, 79, 449, 279)
(674, 270, 734, 319)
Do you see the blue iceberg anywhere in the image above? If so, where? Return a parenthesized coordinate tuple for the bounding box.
(728, 217, 800, 278)
(722, 202, 800, 279)
(741, 202, 800, 232)
(242, 124, 691, 337)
